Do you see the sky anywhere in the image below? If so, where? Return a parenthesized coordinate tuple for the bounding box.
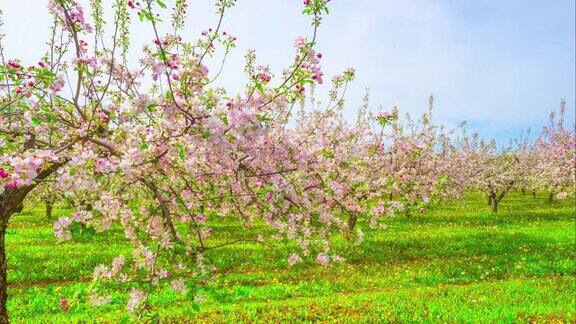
(1, 0, 574, 141)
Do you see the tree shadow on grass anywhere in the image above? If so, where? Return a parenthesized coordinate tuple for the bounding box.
(397, 209, 573, 228)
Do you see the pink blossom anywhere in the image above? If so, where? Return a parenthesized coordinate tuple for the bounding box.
(171, 278, 187, 293)
(0, 168, 9, 178)
(7, 60, 22, 69)
(316, 253, 329, 267)
(127, 288, 145, 312)
(59, 298, 69, 312)
(54, 217, 72, 241)
(50, 79, 65, 93)
(5, 180, 19, 190)
(288, 253, 301, 266)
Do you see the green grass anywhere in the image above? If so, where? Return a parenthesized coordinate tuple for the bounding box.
(5, 192, 576, 322)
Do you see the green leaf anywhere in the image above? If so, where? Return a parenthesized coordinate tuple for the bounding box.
(377, 116, 388, 127)
(45, 113, 56, 123)
(119, 316, 131, 324)
(156, 0, 167, 9)
(256, 83, 265, 94)
(202, 129, 211, 139)
(31, 117, 42, 126)
(257, 113, 271, 123)
(146, 103, 157, 112)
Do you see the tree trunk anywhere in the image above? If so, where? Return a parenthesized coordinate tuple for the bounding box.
(0, 160, 66, 322)
(521, 188, 526, 195)
(532, 191, 536, 199)
(547, 192, 554, 203)
(0, 200, 18, 324)
(0, 200, 16, 324)
(347, 214, 358, 231)
(45, 199, 54, 220)
(0, 224, 8, 324)
(490, 194, 498, 213)
(14, 203, 22, 215)
(487, 195, 493, 206)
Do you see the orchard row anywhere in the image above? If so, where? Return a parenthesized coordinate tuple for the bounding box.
(0, 0, 573, 321)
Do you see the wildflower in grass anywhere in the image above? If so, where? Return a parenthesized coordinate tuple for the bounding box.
(89, 295, 112, 307)
(332, 254, 345, 263)
(59, 298, 69, 312)
(127, 289, 145, 312)
(193, 294, 206, 304)
(355, 228, 365, 245)
(171, 278, 187, 293)
(556, 192, 568, 200)
(316, 253, 329, 267)
(288, 253, 302, 266)
(93, 265, 112, 280)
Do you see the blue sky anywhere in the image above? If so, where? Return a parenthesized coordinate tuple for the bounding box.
(2, 0, 574, 141)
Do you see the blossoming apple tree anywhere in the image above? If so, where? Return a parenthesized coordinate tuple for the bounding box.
(0, 0, 141, 319)
(1, 0, 357, 319)
(531, 103, 576, 202)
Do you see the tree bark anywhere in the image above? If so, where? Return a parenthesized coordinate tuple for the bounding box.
(490, 194, 498, 213)
(490, 182, 514, 214)
(0, 194, 24, 324)
(0, 160, 66, 322)
(45, 200, 54, 220)
(547, 192, 554, 203)
(0, 196, 23, 324)
(347, 214, 358, 231)
(487, 195, 493, 206)
(0, 224, 7, 324)
(532, 191, 536, 199)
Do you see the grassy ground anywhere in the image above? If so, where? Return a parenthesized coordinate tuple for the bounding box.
(5, 192, 575, 322)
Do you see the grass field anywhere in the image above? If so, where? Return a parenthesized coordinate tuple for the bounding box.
(5, 192, 575, 322)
